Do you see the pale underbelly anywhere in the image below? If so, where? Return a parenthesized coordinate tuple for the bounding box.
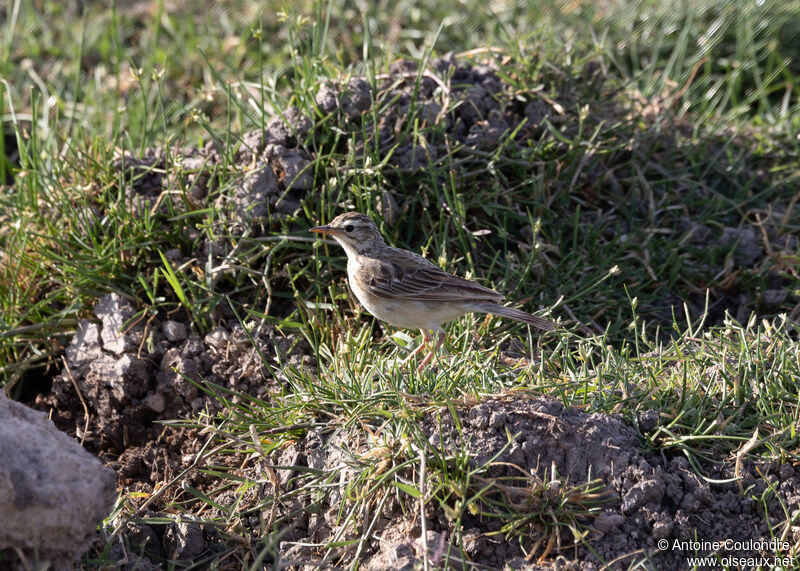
(355, 293, 470, 331)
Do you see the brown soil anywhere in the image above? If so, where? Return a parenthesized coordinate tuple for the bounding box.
(33, 310, 800, 569)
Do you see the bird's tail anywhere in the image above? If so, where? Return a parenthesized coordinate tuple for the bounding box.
(476, 303, 556, 331)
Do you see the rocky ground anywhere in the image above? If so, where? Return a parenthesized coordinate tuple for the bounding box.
(13, 55, 799, 568)
(272, 396, 797, 569)
(31, 300, 800, 568)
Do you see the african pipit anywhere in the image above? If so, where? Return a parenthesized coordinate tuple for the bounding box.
(311, 212, 555, 369)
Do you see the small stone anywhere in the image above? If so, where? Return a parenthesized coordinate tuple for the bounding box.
(142, 392, 166, 413)
(162, 320, 187, 343)
(205, 327, 230, 351)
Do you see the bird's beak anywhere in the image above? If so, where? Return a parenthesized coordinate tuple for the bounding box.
(310, 225, 340, 236)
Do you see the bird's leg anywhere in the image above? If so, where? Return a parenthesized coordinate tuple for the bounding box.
(401, 329, 432, 368)
(416, 329, 446, 371)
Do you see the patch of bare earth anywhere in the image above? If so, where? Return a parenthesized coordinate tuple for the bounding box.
(262, 395, 798, 569)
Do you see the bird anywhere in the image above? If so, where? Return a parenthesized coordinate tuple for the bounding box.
(310, 212, 555, 370)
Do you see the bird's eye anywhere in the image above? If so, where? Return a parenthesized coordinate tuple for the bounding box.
(345, 224, 355, 232)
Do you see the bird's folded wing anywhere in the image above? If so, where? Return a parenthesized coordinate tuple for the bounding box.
(367, 257, 504, 302)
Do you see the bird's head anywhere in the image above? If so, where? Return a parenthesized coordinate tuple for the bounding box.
(310, 212, 386, 256)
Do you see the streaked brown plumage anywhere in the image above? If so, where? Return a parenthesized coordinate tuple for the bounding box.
(311, 212, 555, 369)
